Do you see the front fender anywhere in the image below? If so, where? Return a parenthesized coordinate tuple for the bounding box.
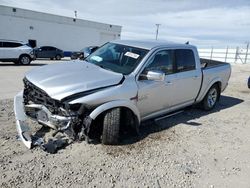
(89, 100, 141, 123)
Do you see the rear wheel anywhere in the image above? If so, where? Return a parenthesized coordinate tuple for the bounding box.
(19, 55, 31, 65)
(202, 85, 219, 110)
(55, 54, 62, 60)
(102, 108, 121, 145)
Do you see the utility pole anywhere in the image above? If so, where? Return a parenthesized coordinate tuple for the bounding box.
(155, 24, 161, 40)
(74, 10, 77, 19)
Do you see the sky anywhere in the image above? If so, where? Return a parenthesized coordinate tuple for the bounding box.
(0, 0, 250, 48)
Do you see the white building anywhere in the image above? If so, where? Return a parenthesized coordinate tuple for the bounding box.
(0, 5, 122, 52)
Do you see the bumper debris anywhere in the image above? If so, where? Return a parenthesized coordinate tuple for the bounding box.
(14, 91, 79, 152)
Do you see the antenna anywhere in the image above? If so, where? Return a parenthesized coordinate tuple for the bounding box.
(185, 41, 189, 45)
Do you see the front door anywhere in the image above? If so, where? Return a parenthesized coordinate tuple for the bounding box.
(38, 47, 48, 58)
(137, 49, 175, 118)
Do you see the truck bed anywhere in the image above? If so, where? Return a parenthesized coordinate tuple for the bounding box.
(195, 58, 231, 103)
(200, 58, 228, 69)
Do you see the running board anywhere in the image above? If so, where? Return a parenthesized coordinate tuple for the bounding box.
(154, 110, 184, 122)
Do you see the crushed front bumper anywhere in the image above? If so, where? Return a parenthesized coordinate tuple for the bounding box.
(14, 91, 72, 149)
(14, 91, 32, 148)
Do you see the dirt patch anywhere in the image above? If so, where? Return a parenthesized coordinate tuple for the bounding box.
(0, 64, 250, 187)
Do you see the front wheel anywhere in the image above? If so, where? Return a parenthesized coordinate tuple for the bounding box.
(202, 85, 219, 110)
(19, 55, 31, 65)
(55, 54, 62, 60)
(102, 108, 121, 145)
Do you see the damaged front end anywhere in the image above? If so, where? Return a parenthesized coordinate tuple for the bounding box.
(14, 78, 92, 151)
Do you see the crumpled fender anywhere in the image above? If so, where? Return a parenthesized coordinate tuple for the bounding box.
(89, 100, 141, 124)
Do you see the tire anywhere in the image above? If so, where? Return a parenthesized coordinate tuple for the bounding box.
(102, 108, 121, 145)
(55, 54, 62, 60)
(248, 77, 250, 89)
(19, 55, 31, 65)
(202, 85, 219, 111)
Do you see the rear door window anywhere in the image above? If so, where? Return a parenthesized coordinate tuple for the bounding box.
(175, 49, 196, 72)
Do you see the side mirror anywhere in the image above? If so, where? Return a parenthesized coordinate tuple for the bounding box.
(145, 70, 165, 81)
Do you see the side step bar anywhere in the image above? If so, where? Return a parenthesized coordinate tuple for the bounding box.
(154, 110, 184, 122)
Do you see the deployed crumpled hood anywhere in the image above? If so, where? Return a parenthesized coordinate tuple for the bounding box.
(25, 60, 123, 100)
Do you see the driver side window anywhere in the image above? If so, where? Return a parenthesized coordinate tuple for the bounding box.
(145, 50, 174, 75)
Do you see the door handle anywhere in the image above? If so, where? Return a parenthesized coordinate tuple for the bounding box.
(193, 75, 199, 79)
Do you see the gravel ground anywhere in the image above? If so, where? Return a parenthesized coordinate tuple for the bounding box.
(0, 64, 250, 188)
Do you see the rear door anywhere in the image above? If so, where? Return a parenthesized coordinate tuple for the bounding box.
(1, 42, 22, 59)
(47, 47, 56, 58)
(169, 49, 202, 107)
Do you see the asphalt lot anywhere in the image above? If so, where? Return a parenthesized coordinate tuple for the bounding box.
(0, 59, 68, 99)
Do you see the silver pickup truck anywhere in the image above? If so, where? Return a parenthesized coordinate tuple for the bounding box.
(14, 40, 231, 148)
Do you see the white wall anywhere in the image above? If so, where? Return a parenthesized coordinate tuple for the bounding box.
(0, 5, 122, 51)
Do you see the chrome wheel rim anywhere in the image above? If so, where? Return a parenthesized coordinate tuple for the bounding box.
(207, 88, 217, 108)
(21, 56, 30, 64)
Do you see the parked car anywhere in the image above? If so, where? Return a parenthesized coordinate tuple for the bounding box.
(14, 40, 231, 148)
(0, 40, 35, 65)
(71, 46, 98, 60)
(248, 76, 250, 88)
(34, 46, 64, 60)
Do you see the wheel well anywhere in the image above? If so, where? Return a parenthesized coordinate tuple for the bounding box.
(88, 107, 139, 140)
(19, 54, 31, 59)
(212, 81, 221, 100)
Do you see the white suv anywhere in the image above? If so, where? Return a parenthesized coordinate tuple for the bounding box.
(0, 40, 35, 65)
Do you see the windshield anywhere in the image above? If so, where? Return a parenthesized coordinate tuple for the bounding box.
(85, 43, 149, 75)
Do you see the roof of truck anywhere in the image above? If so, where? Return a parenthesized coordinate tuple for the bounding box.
(112, 39, 195, 50)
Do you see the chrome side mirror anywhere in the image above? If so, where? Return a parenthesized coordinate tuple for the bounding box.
(146, 70, 165, 81)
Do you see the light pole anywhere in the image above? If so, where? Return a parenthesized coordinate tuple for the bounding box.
(74, 10, 77, 19)
(155, 24, 161, 40)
